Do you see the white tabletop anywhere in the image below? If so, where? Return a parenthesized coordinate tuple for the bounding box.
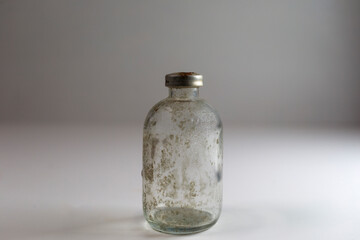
(1, 124, 359, 240)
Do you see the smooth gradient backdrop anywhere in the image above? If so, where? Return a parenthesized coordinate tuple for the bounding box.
(1, 0, 359, 126)
(1, 1, 360, 240)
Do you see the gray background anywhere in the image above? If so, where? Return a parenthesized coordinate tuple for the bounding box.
(1, 2, 360, 239)
(1, 0, 360, 126)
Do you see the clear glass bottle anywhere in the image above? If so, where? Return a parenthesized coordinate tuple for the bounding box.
(142, 72, 223, 234)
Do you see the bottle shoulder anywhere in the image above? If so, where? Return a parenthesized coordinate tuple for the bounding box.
(144, 97, 222, 129)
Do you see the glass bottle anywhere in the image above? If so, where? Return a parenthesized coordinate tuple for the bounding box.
(142, 72, 223, 234)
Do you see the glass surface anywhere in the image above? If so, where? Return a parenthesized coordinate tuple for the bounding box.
(142, 87, 223, 234)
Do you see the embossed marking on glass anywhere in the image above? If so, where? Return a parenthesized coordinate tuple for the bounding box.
(142, 72, 223, 234)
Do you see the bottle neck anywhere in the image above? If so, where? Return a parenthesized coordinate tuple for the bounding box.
(168, 87, 199, 100)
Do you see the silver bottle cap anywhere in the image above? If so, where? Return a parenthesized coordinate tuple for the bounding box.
(165, 72, 203, 88)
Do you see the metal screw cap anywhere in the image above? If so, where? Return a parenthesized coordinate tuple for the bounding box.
(165, 72, 203, 88)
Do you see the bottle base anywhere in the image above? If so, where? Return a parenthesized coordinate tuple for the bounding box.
(146, 207, 217, 235)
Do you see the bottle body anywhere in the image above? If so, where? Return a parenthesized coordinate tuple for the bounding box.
(142, 87, 223, 234)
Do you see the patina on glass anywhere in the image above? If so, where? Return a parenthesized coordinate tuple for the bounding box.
(142, 72, 223, 234)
